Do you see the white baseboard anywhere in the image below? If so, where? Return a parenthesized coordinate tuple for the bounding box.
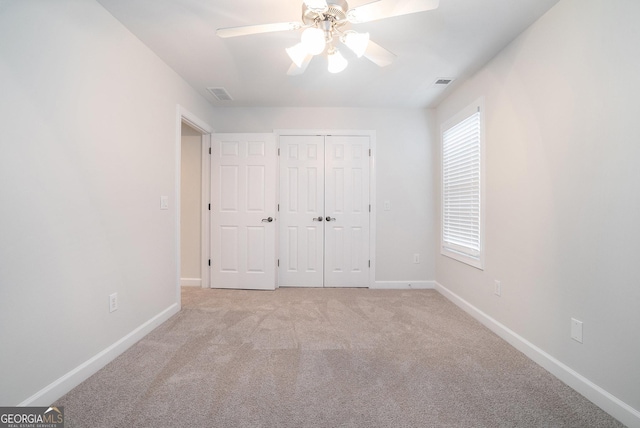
(19, 303, 180, 407)
(371, 280, 436, 289)
(434, 281, 640, 428)
(180, 277, 202, 287)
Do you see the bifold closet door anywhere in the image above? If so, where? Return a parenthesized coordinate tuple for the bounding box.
(210, 133, 277, 290)
(279, 135, 370, 288)
(278, 135, 325, 287)
(324, 136, 370, 287)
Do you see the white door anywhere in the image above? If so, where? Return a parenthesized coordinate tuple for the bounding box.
(278, 135, 325, 287)
(210, 133, 276, 290)
(324, 136, 370, 287)
(279, 135, 370, 288)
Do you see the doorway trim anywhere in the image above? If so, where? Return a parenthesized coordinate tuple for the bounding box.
(176, 106, 213, 304)
(275, 129, 377, 287)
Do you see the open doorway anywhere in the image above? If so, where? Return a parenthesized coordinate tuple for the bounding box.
(176, 107, 212, 298)
(180, 122, 204, 287)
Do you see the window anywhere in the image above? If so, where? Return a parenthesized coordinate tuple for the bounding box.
(441, 99, 484, 269)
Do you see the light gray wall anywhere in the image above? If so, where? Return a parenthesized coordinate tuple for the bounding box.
(209, 107, 437, 282)
(0, 0, 214, 405)
(436, 0, 640, 417)
(180, 124, 202, 282)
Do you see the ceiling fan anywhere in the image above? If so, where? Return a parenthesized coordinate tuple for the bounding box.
(216, 0, 440, 75)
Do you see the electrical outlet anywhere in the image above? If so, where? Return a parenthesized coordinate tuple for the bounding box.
(494, 280, 501, 296)
(571, 318, 583, 343)
(384, 201, 391, 211)
(413, 254, 420, 264)
(109, 293, 118, 313)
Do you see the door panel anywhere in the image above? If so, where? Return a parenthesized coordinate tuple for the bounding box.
(211, 133, 276, 290)
(324, 136, 370, 287)
(278, 135, 325, 287)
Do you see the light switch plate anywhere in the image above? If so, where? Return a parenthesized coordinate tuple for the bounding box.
(160, 196, 169, 210)
(109, 293, 118, 313)
(571, 318, 583, 343)
(384, 201, 391, 211)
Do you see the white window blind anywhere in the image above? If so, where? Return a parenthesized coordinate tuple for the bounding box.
(442, 108, 482, 266)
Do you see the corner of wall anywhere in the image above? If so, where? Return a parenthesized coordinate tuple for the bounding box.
(434, 281, 640, 428)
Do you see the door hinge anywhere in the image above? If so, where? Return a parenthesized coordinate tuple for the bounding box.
(209, 147, 211, 155)
(369, 204, 371, 212)
(277, 204, 280, 212)
(208, 203, 211, 211)
(277, 148, 280, 156)
(277, 259, 280, 267)
(369, 148, 371, 157)
(208, 259, 211, 267)
(368, 260, 371, 268)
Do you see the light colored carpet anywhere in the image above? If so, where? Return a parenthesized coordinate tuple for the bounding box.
(57, 287, 624, 427)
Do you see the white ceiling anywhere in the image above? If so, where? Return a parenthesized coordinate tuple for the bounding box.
(96, 0, 560, 108)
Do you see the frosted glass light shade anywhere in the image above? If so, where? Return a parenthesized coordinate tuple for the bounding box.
(286, 43, 309, 68)
(327, 49, 348, 73)
(301, 27, 326, 55)
(343, 31, 370, 58)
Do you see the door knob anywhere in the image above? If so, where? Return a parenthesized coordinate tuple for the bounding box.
(325, 216, 336, 222)
(261, 217, 274, 223)
(312, 216, 323, 221)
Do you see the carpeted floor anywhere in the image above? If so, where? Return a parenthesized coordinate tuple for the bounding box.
(56, 287, 625, 427)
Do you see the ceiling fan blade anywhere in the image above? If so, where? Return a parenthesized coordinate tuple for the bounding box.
(217, 22, 302, 38)
(363, 40, 397, 67)
(347, 0, 439, 23)
(287, 55, 313, 76)
(303, 0, 328, 12)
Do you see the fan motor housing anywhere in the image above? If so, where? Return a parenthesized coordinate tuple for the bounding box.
(302, 0, 349, 26)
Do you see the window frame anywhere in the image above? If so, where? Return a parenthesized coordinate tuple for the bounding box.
(440, 98, 485, 270)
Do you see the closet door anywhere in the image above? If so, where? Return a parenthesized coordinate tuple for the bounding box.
(278, 134, 370, 288)
(324, 136, 370, 287)
(278, 135, 325, 287)
(210, 133, 277, 290)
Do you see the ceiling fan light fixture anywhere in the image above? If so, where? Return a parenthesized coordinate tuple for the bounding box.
(327, 48, 348, 73)
(217, 0, 440, 76)
(301, 27, 326, 55)
(342, 31, 369, 57)
(286, 43, 310, 68)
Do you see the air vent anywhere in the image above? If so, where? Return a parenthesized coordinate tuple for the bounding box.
(207, 87, 233, 101)
(434, 78, 454, 86)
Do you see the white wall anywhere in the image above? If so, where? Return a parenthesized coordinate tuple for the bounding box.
(180, 124, 202, 284)
(435, 0, 640, 424)
(209, 107, 437, 283)
(0, 0, 213, 405)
